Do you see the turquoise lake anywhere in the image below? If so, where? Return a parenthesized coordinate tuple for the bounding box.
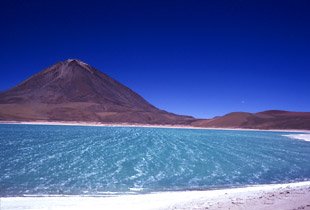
(0, 124, 309, 196)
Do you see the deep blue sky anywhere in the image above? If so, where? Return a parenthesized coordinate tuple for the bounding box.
(0, 0, 309, 118)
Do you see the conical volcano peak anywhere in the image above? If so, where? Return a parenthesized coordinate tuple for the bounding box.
(0, 58, 160, 109)
(55, 58, 95, 74)
(0, 59, 195, 124)
(65, 59, 89, 66)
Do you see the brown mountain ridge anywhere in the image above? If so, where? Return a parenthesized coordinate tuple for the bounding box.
(0, 59, 309, 130)
(193, 110, 310, 130)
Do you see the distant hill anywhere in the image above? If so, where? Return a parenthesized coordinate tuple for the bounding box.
(192, 110, 310, 130)
(0, 59, 194, 124)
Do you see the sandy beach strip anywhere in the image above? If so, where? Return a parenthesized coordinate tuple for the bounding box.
(1, 120, 310, 133)
(1, 181, 310, 210)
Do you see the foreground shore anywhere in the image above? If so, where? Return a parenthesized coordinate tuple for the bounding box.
(1, 120, 310, 133)
(1, 181, 310, 210)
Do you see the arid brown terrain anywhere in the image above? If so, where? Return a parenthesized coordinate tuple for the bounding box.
(193, 110, 310, 130)
(0, 59, 309, 129)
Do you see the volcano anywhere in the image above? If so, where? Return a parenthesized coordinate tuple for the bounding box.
(0, 59, 195, 124)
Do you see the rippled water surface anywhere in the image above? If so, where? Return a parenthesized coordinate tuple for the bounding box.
(0, 124, 309, 196)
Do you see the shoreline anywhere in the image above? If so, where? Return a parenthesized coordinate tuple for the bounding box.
(1, 120, 310, 133)
(1, 181, 310, 210)
(284, 134, 310, 142)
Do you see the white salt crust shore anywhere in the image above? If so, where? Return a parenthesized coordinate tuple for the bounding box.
(284, 134, 310, 142)
(1, 181, 310, 210)
(1, 120, 310, 133)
